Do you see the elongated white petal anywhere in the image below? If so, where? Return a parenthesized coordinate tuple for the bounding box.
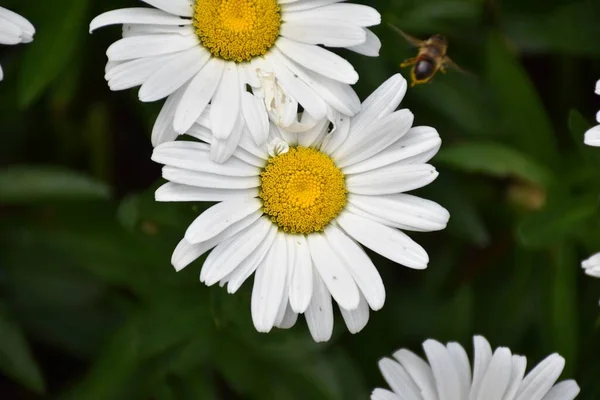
(347, 28, 381, 57)
(283, 4, 380, 27)
(423, 339, 462, 400)
(106, 52, 180, 91)
(289, 234, 313, 313)
(275, 304, 298, 329)
(242, 92, 270, 145)
(337, 211, 429, 269)
(280, 19, 366, 47)
(153, 141, 260, 176)
(276, 37, 358, 84)
(515, 354, 565, 400)
(541, 380, 580, 400)
(447, 342, 471, 400)
(0, 7, 34, 41)
(210, 113, 244, 163)
(106, 34, 199, 61)
(282, 0, 346, 12)
(251, 232, 288, 332)
(347, 163, 438, 196)
(174, 57, 224, 133)
(90, 8, 191, 32)
(469, 336, 494, 400)
(211, 62, 240, 140)
(501, 355, 527, 400)
(155, 182, 257, 202)
(139, 46, 209, 102)
(339, 292, 369, 334)
(584, 125, 600, 147)
(307, 233, 360, 310)
(378, 358, 421, 400)
(393, 349, 438, 400)
(201, 217, 271, 285)
(151, 86, 184, 146)
(162, 166, 260, 189)
(184, 198, 262, 243)
(476, 348, 513, 400)
(370, 388, 403, 400)
(324, 224, 385, 310)
(304, 271, 333, 342)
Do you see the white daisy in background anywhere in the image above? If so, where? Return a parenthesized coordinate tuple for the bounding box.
(583, 80, 600, 146)
(90, 0, 381, 161)
(582, 253, 600, 304)
(0, 7, 35, 81)
(372, 335, 580, 400)
(151, 74, 449, 341)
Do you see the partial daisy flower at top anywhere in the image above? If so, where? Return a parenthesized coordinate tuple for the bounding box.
(582, 253, 600, 304)
(151, 74, 449, 341)
(0, 7, 35, 81)
(583, 80, 600, 146)
(372, 335, 580, 400)
(89, 0, 381, 161)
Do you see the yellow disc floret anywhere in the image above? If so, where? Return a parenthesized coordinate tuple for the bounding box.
(193, 0, 281, 62)
(260, 147, 347, 234)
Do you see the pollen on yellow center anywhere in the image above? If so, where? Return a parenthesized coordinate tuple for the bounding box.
(193, 0, 281, 62)
(260, 147, 347, 234)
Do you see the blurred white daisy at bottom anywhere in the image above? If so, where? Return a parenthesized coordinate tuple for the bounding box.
(372, 335, 580, 400)
(0, 6, 35, 81)
(583, 80, 600, 146)
(152, 74, 449, 341)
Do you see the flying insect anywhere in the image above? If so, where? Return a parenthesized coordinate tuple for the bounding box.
(388, 24, 463, 87)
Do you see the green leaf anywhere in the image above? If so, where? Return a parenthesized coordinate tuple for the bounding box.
(486, 32, 557, 166)
(0, 304, 45, 394)
(517, 195, 598, 248)
(436, 141, 554, 186)
(568, 109, 599, 168)
(18, 0, 89, 106)
(0, 166, 110, 203)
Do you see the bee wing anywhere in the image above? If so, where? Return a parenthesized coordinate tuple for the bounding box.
(443, 56, 475, 77)
(387, 23, 425, 47)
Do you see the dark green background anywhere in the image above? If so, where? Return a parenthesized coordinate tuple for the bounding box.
(1, 0, 600, 398)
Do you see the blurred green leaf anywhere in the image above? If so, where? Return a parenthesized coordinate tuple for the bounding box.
(437, 142, 553, 186)
(18, 0, 89, 106)
(517, 196, 598, 248)
(486, 32, 557, 166)
(568, 109, 599, 169)
(0, 304, 45, 394)
(0, 166, 109, 203)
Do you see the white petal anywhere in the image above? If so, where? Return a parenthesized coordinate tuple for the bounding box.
(282, 0, 346, 12)
(106, 52, 180, 91)
(155, 182, 257, 202)
(339, 293, 369, 334)
(276, 37, 358, 84)
(304, 270, 334, 342)
(141, 0, 193, 17)
(251, 232, 288, 332)
(283, 4, 380, 27)
(280, 19, 366, 47)
(275, 304, 298, 329)
(0, 7, 35, 40)
(541, 380, 580, 400)
(336, 109, 414, 167)
(0, 17, 22, 45)
(210, 113, 244, 163)
(476, 348, 513, 400)
(423, 339, 462, 400)
(378, 358, 421, 400)
(371, 388, 403, 400)
(171, 211, 260, 271)
(226, 222, 278, 293)
(174, 57, 224, 133)
(347, 163, 438, 195)
(152, 141, 259, 176)
(201, 217, 272, 285)
(139, 46, 209, 102)
(162, 166, 260, 189)
(337, 211, 429, 269)
(106, 33, 199, 61)
(447, 342, 471, 400)
(584, 124, 600, 147)
(289, 235, 313, 313)
(347, 28, 381, 57)
(469, 336, 494, 400)
(393, 349, 438, 400)
(348, 194, 449, 232)
(515, 354, 565, 400)
(211, 62, 240, 140)
(89, 8, 191, 32)
(184, 198, 262, 243)
(320, 109, 350, 155)
(307, 233, 360, 310)
(122, 23, 193, 37)
(324, 224, 385, 310)
(242, 92, 270, 145)
(501, 355, 527, 400)
(274, 236, 295, 326)
(151, 85, 184, 146)
(296, 114, 330, 148)
(347, 74, 407, 140)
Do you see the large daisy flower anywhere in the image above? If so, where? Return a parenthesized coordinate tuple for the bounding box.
(90, 0, 381, 161)
(151, 74, 449, 341)
(372, 335, 580, 400)
(583, 80, 600, 146)
(0, 7, 35, 81)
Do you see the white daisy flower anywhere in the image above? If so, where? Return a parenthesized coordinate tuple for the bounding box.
(90, 0, 381, 161)
(582, 252, 600, 305)
(151, 74, 449, 341)
(583, 80, 600, 146)
(0, 7, 35, 81)
(372, 335, 580, 400)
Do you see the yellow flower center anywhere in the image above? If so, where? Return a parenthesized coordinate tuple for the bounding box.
(260, 147, 347, 234)
(193, 0, 281, 62)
